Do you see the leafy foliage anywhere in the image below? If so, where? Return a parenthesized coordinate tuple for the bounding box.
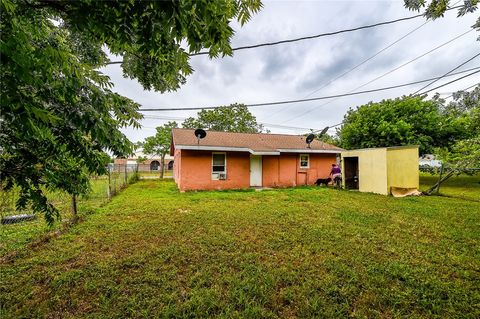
(404, 0, 479, 38)
(434, 85, 480, 168)
(143, 122, 178, 178)
(0, 0, 262, 223)
(316, 133, 340, 146)
(182, 103, 264, 133)
(337, 96, 462, 154)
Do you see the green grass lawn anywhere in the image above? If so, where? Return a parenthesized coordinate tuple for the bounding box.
(1, 179, 479, 318)
(420, 173, 480, 201)
(0, 178, 110, 256)
(139, 170, 173, 178)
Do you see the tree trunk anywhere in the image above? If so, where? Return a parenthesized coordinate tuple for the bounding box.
(71, 194, 78, 220)
(160, 154, 165, 179)
(425, 170, 456, 195)
(435, 164, 444, 194)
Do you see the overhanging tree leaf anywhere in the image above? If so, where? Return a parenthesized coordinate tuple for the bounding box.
(0, 0, 262, 223)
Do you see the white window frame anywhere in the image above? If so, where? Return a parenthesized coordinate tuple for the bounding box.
(212, 152, 227, 179)
(299, 154, 310, 169)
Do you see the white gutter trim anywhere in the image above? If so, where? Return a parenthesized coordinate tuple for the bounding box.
(177, 145, 279, 155)
(251, 151, 280, 155)
(277, 149, 342, 154)
(175, 145, 341, 154)
(176, 145, 251, 152)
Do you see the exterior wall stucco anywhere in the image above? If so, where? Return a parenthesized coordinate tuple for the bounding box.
(342, 148, 389, 195)
(387, 147, 419, 191)
(341, 146, 419, 195)
(178, 150, 250, 191)
(174, 150, 337, 191)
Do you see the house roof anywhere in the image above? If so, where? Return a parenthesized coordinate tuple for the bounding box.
(172, 128, 343, 155)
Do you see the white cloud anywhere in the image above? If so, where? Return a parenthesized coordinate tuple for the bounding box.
(101, 0, 480, 142)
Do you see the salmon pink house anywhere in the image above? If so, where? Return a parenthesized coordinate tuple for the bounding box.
(171, 129, 343, 191)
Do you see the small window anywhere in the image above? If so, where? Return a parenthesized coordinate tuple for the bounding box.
(212, 153, 226, 173)
(300, 154, 309, 168)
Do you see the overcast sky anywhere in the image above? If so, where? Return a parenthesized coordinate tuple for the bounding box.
(101, 0, 479, 143)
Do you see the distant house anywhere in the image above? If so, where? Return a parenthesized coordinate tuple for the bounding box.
(419, 154, 442, 168)
(114, 150, 174, 171)
(171, 128, 343, 191)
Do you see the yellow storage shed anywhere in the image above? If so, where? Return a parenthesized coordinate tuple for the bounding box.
(341, 145, 419, 195)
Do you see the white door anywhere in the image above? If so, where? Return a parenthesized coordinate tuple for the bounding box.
(250, 155, 262, 187)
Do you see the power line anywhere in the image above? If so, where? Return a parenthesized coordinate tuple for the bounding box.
(443, 82, 479, 100)
(420, 69, 480, 95)
(304, 22, 430, 99)
(279, 29, 473, 124)
(413, 52, 480, 95)
(105, 6, 462, 65)
(350, 29, 473, 93)
(141, 115, 324, 132)
(267, 21, 430, 121)
(137, 66, 480, 112)
(299, 0, 463, 100)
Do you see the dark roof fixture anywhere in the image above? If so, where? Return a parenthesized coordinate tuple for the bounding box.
(194, 128, 207, 145)
(306, 133, 315, 148)
(318, 126, 329, 137)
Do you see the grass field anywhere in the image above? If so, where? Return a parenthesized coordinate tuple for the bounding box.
(0, 178, 110, 256)
(419, 173, 480, 201)
(0, 172, 137, 257)
(138, 170, 173, 178)
(1, 179, 479, 318)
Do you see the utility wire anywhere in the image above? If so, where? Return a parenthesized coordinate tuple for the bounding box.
(279, 29, 473, 124)
(137, 66, 480, 112)
(350, 29, 473, 93)
(141, 115, 324, 132)
(267, 21, 430, 120)
(443, 82, 479, 99)
(300, 0, 463, 100)
(420, 69, 480, 95)
(413, 52, 480, 95)
(304, 22, 429, 99)
(105, 6, 461, 65)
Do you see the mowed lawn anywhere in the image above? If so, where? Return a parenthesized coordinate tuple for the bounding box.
(1, 180, 479, 318)
(419, 173, 480, 201)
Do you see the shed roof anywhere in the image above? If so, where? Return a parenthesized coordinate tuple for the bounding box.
(172, 128, 343, 155)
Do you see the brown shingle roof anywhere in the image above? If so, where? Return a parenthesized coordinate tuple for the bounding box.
(172, 128, 343, 153)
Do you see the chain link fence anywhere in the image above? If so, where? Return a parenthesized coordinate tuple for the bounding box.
(0, 164, 140, 257)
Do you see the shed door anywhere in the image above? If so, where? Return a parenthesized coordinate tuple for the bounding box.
(250, 155, 262, 187)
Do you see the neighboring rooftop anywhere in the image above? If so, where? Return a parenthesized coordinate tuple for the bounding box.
(171, 128, 343, 154)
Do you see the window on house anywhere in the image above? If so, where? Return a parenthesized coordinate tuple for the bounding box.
(212, 153, 226, 173)
(300, 154, 309, 168)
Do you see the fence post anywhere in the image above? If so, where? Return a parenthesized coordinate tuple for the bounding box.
(124, 163, 128, 185)
(107, 167, 112, 200)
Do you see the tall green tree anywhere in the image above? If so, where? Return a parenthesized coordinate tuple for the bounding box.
(182, 103, 264, 133)
(143, 122, 178, 179)
(433, 85, 480, 171)
(338, 95, 463, 154)
(0, 0, 262, 223)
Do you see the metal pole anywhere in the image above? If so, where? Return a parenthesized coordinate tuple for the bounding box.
(124, 163, 128, 185)
(107, 167, 111, 200)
